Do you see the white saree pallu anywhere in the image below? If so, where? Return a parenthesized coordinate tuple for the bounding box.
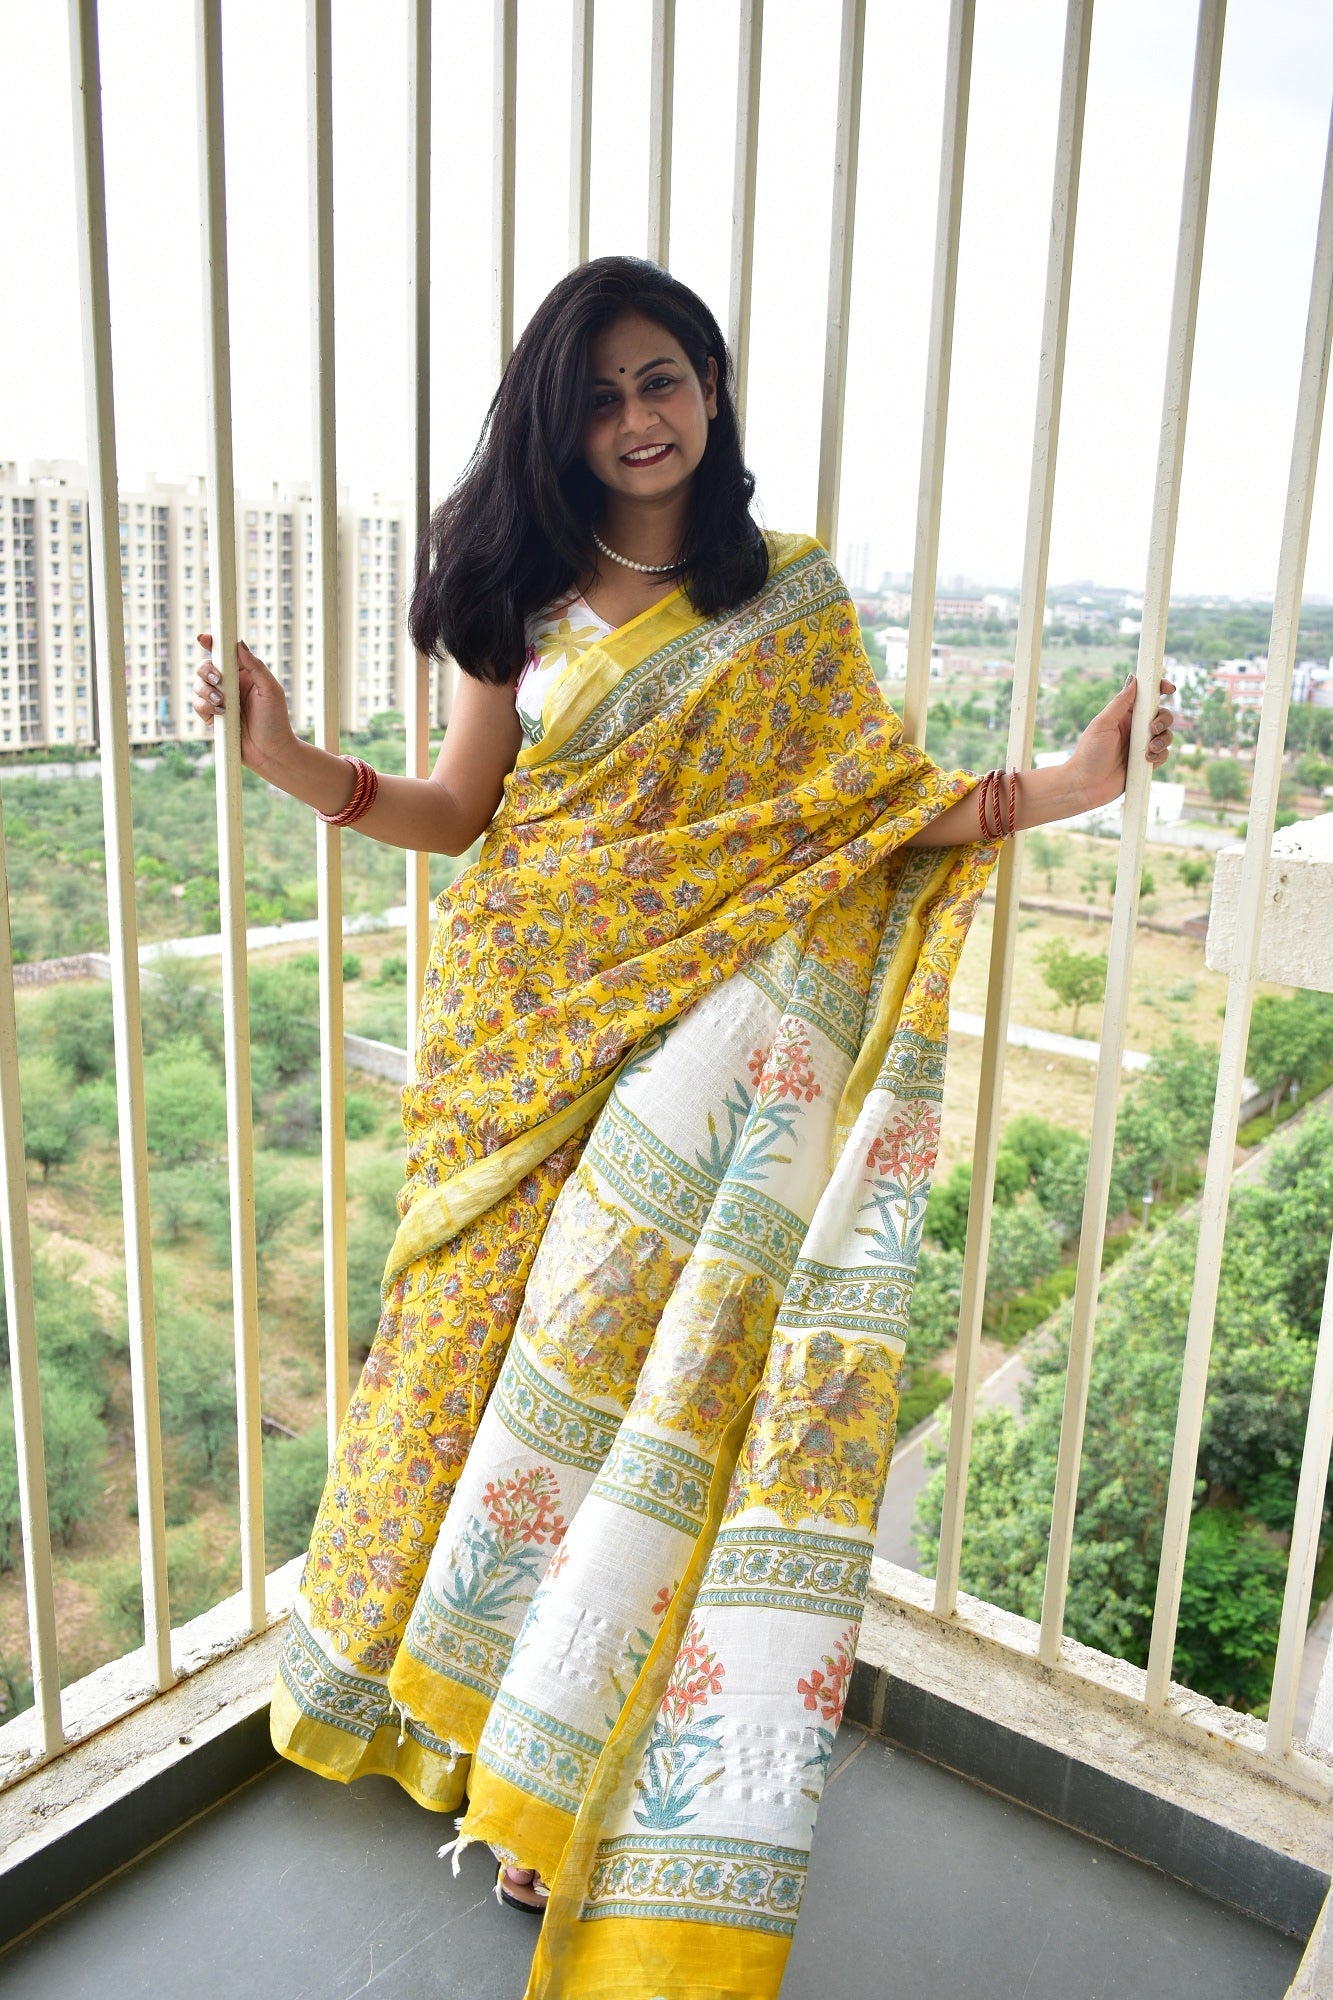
(400, 853, 973, 1998)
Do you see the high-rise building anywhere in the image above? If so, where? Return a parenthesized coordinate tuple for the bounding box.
(0, 463, 92, 749)
(0, 462, 440, 752)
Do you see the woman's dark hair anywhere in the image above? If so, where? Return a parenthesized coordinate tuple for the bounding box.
(408, 256, 768, 682)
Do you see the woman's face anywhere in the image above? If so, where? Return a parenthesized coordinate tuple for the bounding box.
(581, 310, 718, 509)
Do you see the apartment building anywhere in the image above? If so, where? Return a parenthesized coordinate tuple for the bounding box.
(0, 464, 92, 749)
(0, 462, 434, 751)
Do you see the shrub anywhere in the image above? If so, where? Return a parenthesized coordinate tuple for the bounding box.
(41, 984, 115, 1083)
(22, 1055, 83, 1180)
(156, 1315, 236, 1485)
(0, 1373, 107, 1565)
(96, 1521, 239, 1655)
(908, 1245, 964, 1360)
(144, 1038, 227, 1165)
(343, 1093, 378, 1140)
(266, 1081, 322, 1154)
(263, 1425, 333, 1566)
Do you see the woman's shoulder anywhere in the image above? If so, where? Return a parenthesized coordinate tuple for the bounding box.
(761, 529, 822, 572)
(759, 532, 854, 599)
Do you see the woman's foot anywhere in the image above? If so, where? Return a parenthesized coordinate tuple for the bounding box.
(497, 1864, 549, 1915)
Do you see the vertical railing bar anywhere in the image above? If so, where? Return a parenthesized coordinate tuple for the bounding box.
(1038, 0, 1226, 1670)
(1269, 1232, 1333, 1755)
(307, 0, 348, 1450)
(196, 0, 265, 1631)
(933, 0, 1095, 1617)
(494, 0, 517, 372)
(405, 0, 433, 1057)
(814, 0, 866, 556)
(902, 0, 975, 747)
(647, 0, 675, 268)
(68, 0, 172, 1688)
(0, 802, 61, 1752)
(1147, 99, 1333, 1721)
(727, 0, 763, 436)
(569, 0, 594, 268)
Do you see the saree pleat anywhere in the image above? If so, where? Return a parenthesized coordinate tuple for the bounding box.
(270, 535, 996, 1996)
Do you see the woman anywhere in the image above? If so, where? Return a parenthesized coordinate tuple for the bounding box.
(194, 256, 1172, 2000)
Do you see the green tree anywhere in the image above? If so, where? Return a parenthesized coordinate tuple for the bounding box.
(142, 954, 222, 1060)
(156, 1315, 236, 1484)
(1048, 670, 1120, 745)
(1177, 855, 1209, 892)
(1197, 686, 1236, 751)
(1036, 937, 1107, 1036)
(201, 1159, 314, 1286)
(96, 1521, 238, 1654)
(41, 984, 115, 1083)
(150, 1162, 221, 1243)
(263, 1425, 333, 1566)
(914, 1117, 1333, 1710)
(1246, 991, 1333, 1112)
(144, 1038, 228, 1165)
(1173, 1508, 1288, 1710)
(21, 1056, 82, 1181)
(985, 1199, 1059, 1332)
(1025, 830, 1066, 895)
(907, 1244, 964, 1361)
(1295, 752, 1333, 791)
(1205, 758, 1247, 812)
(1117, 1032, 1219, 1201)
(1003, 1116, 1090, 1242)
(248, 962, 321, 1094)
(0, 1373, 107, 1565)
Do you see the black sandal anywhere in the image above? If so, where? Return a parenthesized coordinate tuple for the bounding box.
(496, 1862, 550, 1916)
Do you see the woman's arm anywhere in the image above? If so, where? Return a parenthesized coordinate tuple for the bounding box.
(904, 674, 1176, 849)
(193, 636, 522, 856)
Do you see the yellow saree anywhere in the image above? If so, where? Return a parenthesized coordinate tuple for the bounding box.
(270, 533, 996, 1998)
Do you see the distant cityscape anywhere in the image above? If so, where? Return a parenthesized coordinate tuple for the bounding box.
(837, 539, 1333, 722)
(0, 461, 1329, 761)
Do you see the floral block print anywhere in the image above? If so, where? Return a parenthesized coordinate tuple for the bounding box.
(454, 909, 887, 1878)
(269, 538, 997, 1999)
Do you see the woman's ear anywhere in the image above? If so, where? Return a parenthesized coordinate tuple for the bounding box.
(703, 355, 719, 418)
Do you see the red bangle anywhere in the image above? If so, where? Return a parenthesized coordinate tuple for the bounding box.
(975, 769, 1018, 841)
(317, 756, 379, 826)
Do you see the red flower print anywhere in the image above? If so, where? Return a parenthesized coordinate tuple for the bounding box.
(482, 1466, 567, 1547)
(796, 1626, 857, 1724)
(659, 1615, 725, 1726)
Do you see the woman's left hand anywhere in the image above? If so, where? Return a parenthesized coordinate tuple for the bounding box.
(1071, 674, 1176, 809)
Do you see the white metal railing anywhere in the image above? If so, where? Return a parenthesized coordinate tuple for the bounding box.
(1040, 0, 1225, 1666)
(308, 0, 350, 1449)
(0, 0, 1329, 1812)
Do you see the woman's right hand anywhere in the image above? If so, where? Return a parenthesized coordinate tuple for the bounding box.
(192, 635, 297, 772)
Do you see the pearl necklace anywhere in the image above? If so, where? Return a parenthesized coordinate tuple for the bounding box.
(591, 528, 681, 576)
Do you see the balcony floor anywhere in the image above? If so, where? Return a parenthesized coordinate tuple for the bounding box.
(0, 1723, 1305, 1999)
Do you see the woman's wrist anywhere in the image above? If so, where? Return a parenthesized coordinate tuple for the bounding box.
(254, 733, 359, 816)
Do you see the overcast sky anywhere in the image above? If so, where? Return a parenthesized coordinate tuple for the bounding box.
(2, 0, 1332, 599)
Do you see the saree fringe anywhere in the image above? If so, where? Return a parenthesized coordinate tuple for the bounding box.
(270, 536, 997, 1997)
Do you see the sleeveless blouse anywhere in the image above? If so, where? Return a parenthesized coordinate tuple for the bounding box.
(514, 589, 616, 747)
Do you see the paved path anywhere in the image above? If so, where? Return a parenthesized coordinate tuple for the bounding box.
(948, 1009, 1153, 1071)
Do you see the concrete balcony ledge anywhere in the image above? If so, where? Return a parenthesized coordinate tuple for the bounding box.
(855, 1563, 1333, 1934)
(1206, 813, 1333, 994)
